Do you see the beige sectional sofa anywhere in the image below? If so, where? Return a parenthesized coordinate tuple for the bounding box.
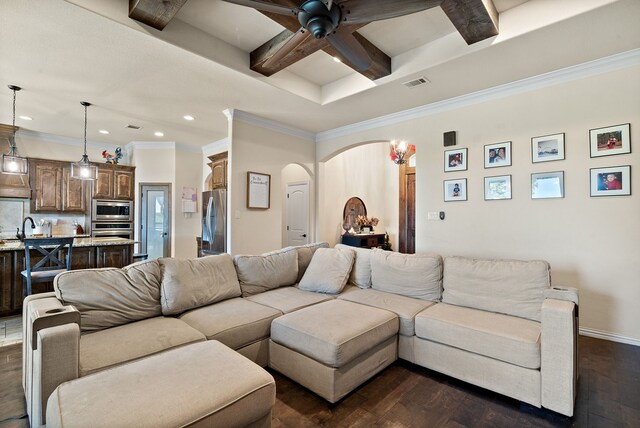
(22, 242, 579, 427)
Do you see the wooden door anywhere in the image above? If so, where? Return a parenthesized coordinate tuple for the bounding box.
(31, 161, 62, 212)
(62, 166, 87, 212)
(399, 149, 416, 254)
(97, 245, 132, 268)
(0, 253, 11, 314)
(211, 159, 227, 189)
(93, 167, 114, 199)
(114, 169, 134, 200)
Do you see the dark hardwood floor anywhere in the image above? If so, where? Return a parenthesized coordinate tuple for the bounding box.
(1, 336, 638, 427)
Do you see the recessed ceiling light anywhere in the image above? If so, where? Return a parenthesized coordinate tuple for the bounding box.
(333, 56, 341, 63)
(19, 115, 33, 121)
(154, 131, 164, 137)
(183, 115, 195, 121)
(99, 130, 110, 135)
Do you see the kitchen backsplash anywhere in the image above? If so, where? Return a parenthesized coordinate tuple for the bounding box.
(0, 198, 87, 239)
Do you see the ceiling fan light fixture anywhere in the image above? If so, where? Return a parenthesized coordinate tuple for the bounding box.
(71, 101, 97, 180)
(2, 85, 28, 176)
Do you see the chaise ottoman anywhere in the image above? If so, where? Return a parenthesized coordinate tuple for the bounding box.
(269, 299, 399, 402)
(46, 341, 276, 428)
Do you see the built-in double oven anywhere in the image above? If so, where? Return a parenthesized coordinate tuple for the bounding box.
(91, 200, 134, 239)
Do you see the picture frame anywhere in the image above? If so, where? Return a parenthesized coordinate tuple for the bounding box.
(484, 175, 512, 200)
(444, 148, 468, 172)
(246, 171, 271, 209)
(590, 165, 631, 197)
(444, 178, 467, 202)
(589, 123, 631, 157)
(531, 171, 564, 199)
(531, 133, 565, 163)
(484, 141, 512, 168)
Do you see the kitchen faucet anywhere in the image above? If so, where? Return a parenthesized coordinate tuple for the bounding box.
(17, 216, 36, 241)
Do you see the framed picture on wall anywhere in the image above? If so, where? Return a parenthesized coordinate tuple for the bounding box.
(531, 133, 565, 163)
(531, 171, 564, 199)
(444, 178, 467, 201)
(444, 148, 467, 172)
(589, 123, 631, 157)
(484, 141, 512, 168)
(484, 175, 512, 200)
(246, 171, 271, 209)
(590, 165, 631, 196)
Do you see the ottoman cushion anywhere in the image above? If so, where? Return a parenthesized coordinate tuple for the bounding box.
(270, 300, 398, 367)
(245, 286, 335, 313)
(47, 341, 275, 428)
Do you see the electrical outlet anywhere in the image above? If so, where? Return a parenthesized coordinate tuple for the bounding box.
(427, 212, 439, 221)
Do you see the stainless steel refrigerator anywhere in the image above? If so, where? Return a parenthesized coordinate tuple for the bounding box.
(202, 189, 227, 254)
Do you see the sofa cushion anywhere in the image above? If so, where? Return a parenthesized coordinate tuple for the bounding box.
(270, 300, 398, 367)
(54, 260, 162, 332)
(442, 256, 550, 322)
(288, 242, 330, 282)
(415, 303, 541, 369)
(179, 298, 282, 350)
(79, 317, 205, 376)
(370, 250, 443, 301)
(159, 254, 241, 316)
(245, 286, 335, 313)
(335, 244, 372, 288)
(338, 287, 435, 336)
(234, 247, 298, 297)
(298, 247, 355, 294)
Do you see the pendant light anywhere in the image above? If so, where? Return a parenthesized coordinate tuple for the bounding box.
(71, 101, 97, 180)
(2, 85, 29, 175)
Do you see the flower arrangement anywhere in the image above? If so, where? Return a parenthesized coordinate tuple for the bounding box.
(355, 215, 379, 227)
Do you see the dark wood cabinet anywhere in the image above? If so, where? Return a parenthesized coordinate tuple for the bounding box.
(114, 169, 134, 200)
(0, 253, 11, 314)
(62, 166, 87, 212)
(29, 159, 87, 213)
(93, 167, 114, 199)
(97, 245, 132, 268)
(341, 233, 385, 249)
(61, 247, 96, 270)
(93, 165, 135, 200)
(208, 152, 228, 190)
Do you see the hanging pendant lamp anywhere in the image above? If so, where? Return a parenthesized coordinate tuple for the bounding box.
(71, 101, 97, 180)
(2, 85, 29, 175)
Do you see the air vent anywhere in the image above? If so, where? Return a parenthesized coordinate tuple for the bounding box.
(125, 124, 142, 130)
(402, 77, 430, 88)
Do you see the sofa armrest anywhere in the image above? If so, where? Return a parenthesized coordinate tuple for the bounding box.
(544, 286, 579, 307)
(541, 298, 578, 417)
(23, 298, 81, 427)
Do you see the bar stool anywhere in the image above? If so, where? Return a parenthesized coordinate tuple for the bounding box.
(21, 237, 74, 297)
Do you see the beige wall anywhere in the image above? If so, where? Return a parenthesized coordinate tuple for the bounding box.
(228, 113, 315, 255)
(316, 65, 640, 343)
(174, 149, 202, 258)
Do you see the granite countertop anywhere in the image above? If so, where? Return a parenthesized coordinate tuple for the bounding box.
(0, 237, 138, 252)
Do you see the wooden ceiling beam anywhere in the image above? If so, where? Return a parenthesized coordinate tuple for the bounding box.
(440, 0, 499, 45)
(128, 0, 190, 31)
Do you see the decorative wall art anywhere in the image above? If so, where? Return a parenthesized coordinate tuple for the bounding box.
(484, 175, 512, 200)
(444, 148, 467, 172)
(589, 123, 631, 157)
(531, 133, 565, 163)
(590, 165, 631, 197)
(531, 171, 564, 199)
(484, 141, 512, 168)
(247, 171, 271, 209)
(444, 178, 467, 202)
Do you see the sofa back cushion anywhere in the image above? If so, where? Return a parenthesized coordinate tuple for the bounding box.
(335, 244, 372, 288)
(159, 254, 241, 315)
(54, 259, 162, 332)
(442, 256, 550, 322)
(288, 242, 330, 282)
(298, 247, 355, 294)
(370, 250, 443, 301)
(234, 247, 298, 296)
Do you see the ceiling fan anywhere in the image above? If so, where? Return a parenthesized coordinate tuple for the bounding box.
(223, 0, 434, 71)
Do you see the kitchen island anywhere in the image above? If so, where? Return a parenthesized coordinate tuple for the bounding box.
(0, 237, 137, 317)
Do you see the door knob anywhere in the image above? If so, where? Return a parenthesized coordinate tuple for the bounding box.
(163, 232, 168, 236)
(301, 234, 307, 238)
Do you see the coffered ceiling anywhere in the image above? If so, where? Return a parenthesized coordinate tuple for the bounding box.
(0, 0, 638, 149)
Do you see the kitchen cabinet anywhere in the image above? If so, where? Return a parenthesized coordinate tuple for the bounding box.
(0, 253, 11, 313)
(62, 166, 88, 212)
(29, 159, 87, 213)
(97, 245, 131, 268)
(208, 152, 228, 190)
(0, 124, 30, 199)
(92, 165, 135, 200)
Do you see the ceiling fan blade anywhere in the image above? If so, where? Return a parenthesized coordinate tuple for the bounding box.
(222, 0, 297, 16)
(326, 30, 371, 71)
(340, 0, 439, 24)
(263, 27, 311, 69)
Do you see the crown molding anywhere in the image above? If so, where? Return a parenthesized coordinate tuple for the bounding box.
(316, 48, 640, 143)
(16, 128, 120, 151)
(202, 138, 229, 156)
(125, 141, 201, 154)
(228, 109, 315, 142)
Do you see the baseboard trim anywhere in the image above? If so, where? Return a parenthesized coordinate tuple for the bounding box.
(579, 327, 640, 347)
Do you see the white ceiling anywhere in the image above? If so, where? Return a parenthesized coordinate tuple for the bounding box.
(0, 0, 638, 149)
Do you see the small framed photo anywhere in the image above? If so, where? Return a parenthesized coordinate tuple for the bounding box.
(589, 123, 631, 157)
(444, 178, 467, 202)
(590, 165, 631, 197)
(531, 171, 564, 199)
(484, 175, 512, 200)
(532, 133, 565, 163)
(484, 141, 511, 168)
(444, 148, 467, 172)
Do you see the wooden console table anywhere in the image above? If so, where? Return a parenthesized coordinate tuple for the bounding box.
(341, 233, 385, 249)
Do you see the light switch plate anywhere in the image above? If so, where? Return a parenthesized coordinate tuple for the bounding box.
(427, 212, 439, 221)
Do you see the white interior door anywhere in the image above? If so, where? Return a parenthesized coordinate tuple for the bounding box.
(286, 182, 309, 247)
(140, 184, 171, 259)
